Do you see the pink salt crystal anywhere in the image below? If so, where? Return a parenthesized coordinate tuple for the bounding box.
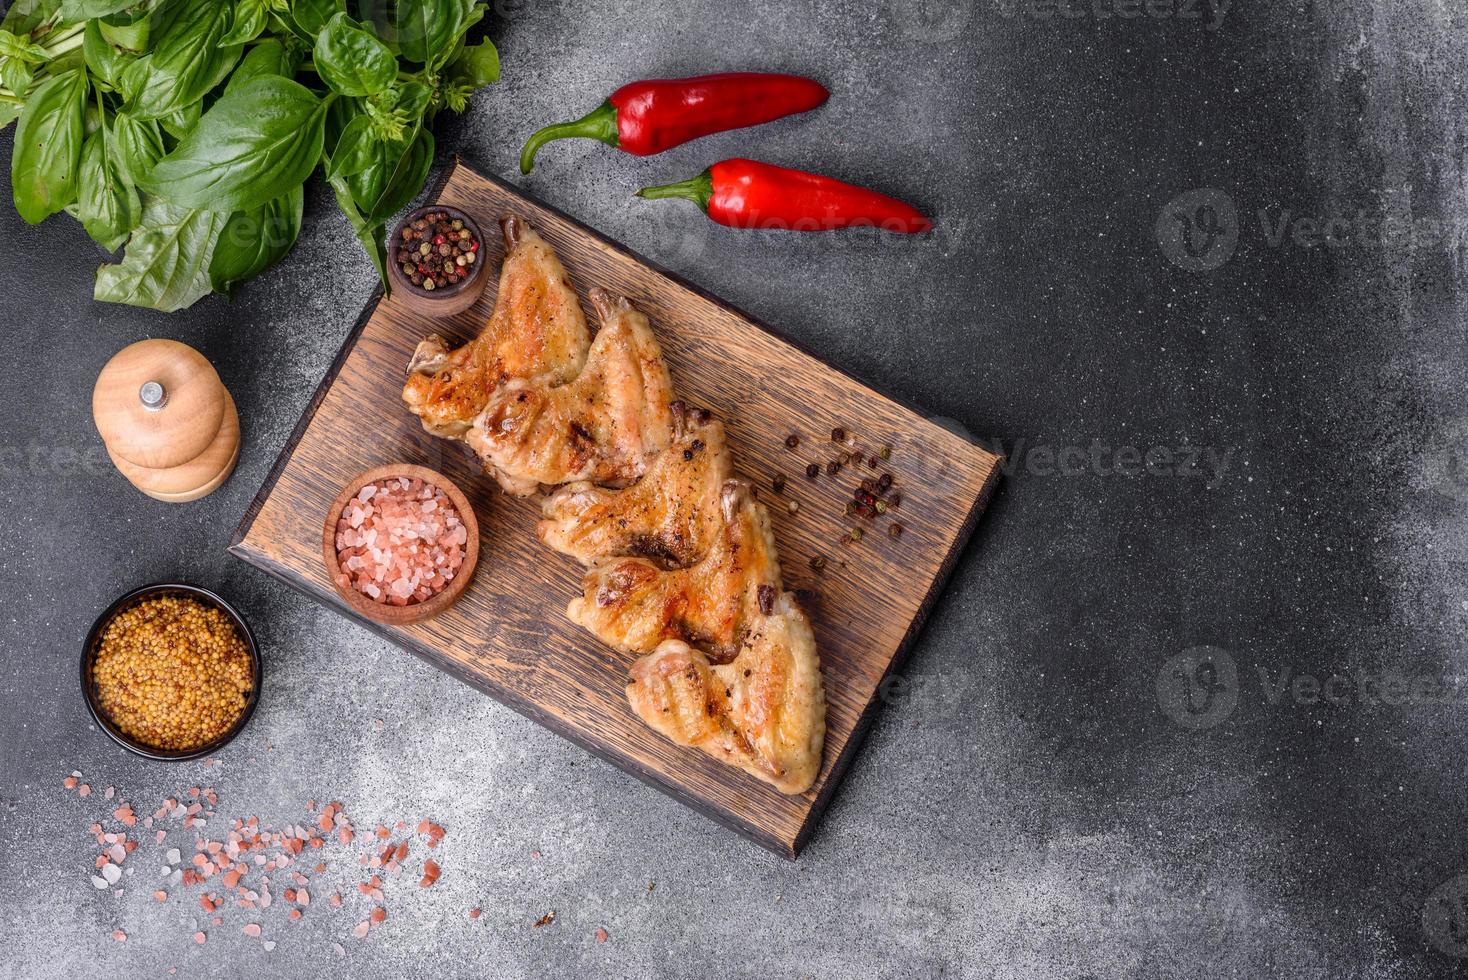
(353, 921, 371, 939)
(243, 923, 262, 937)
(78, 784, 90, 797)
(194, 932, 207, 945)
(112, 930, 126, 942)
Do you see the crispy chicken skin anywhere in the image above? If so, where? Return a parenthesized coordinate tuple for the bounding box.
(537, 401, 728, 568)
(627, 591, 826, 795)
(464, 288, 674, 496)
(403, 216, 590, 438)
(566, 479, 782, 663)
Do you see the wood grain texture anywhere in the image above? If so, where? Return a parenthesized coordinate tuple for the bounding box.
(230, 161, 1002, 858)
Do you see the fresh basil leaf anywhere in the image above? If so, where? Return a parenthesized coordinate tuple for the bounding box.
(159, 100, 199, 140)
(365, 125, 431, 223)
(0, 59, 34, 97)
(291, 0, 342, 35)
(225, 37, 300, 94)
(0, 103, 22, 130)
(0, 30, 50, 65)
(314, 12, 395, 97)
(449, 38, 498, 88)
(83, 19, 131, 87)
(111, 110, 164, 184)
(392, 79, 430, 117)
(220, 0, 269, 46)
(209, 183, 303, 293)
(365, 0, 459, 67)
(59, 0, 138, 18)
(326, 112, 375, 179)
(142, 75, 327, 212)
(128, 0, 241, 121)
(95, 200, 230, 311)
(11, 69, 87, 223)
(98, 7, 150, 53)
(2, 0, 62, 36)
(77, 121, 141, 250)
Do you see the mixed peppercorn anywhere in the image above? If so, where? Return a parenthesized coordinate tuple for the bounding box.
(396, 211, 480, 292)
(778, 423, 906, 570)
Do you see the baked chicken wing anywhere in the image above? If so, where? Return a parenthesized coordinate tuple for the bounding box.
(403, 216, 590, 438)
(464, 288, 674, 495)
(538, 401, 728, 568)
(627, 591, 826, 795)
(566, 479, 783, 662)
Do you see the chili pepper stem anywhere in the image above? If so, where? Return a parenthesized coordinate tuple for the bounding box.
(519, 101, 619, 174)
(634, 170, 714, 211)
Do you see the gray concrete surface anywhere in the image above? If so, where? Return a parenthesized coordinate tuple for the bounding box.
(3, 1, 1468, 977)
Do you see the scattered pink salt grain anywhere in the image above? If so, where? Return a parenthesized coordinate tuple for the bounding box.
(333, 942, 346, 957)
(153, 890, 167, 902)
(242, 923, 262, 937)
(419, 859, 440, 888)
(352, 921, 370, 939)
(63, 776, 78, 789)
(334, 477, 468, 606)
(596, 927, 609, 944)
(112, 930, 126, 942)
(78, 784, 91, 797)
(193, 932, 207, 945)
(469, 908, 481, 919)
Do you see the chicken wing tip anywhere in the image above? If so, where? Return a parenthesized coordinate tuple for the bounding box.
(500, 214, 524, 249)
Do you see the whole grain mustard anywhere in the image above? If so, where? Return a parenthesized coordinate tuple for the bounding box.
(91, 596, 252, 752)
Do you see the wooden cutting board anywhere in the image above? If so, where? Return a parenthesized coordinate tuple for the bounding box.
(230, 160, 1002, 858)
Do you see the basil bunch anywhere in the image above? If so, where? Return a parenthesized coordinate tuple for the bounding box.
(1, 0, 499, 311)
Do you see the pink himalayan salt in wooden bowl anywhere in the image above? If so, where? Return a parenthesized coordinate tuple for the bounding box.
(322, 464, 480, 625)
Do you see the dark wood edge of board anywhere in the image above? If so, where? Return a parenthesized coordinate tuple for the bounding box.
(228, 156, 1005, 859)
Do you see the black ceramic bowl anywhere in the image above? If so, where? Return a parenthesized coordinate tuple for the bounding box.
(81, 583, 261, 761)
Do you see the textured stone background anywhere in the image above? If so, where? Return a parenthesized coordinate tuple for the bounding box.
(3, 1, 1468, 977)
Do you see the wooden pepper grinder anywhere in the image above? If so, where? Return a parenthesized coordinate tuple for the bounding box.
(92, 339, 240, 503)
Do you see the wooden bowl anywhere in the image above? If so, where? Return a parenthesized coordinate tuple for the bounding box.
(322, 464, 480, 626)
(386, 204, 490, 316)
(81, 583, 262, 761)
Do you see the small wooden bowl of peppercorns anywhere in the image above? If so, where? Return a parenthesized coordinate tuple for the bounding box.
(387, 205, 488, 316)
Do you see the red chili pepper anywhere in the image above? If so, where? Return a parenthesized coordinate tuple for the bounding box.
(520, 73, 829, 174)
(636, 158, 932, 233)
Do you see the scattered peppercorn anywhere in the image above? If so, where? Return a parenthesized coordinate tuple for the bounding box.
(772, 474, 786, 494)
(809, 555, 827, 571)
(879, 443, 892, 460)
(785, 434, 800, 449)
(878, 472, 893, 492)
(868, 455, 879, 468)
(786, 500, 799, 514)
(805, 462, 820, 479)
(831, 427, 846, 442)
(825, 460, 841, 476)
(889, 522, 904, 539)
(397, 211, 479, 293)
(888, 492, 902, 509)
(846, 527, 864, 542)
